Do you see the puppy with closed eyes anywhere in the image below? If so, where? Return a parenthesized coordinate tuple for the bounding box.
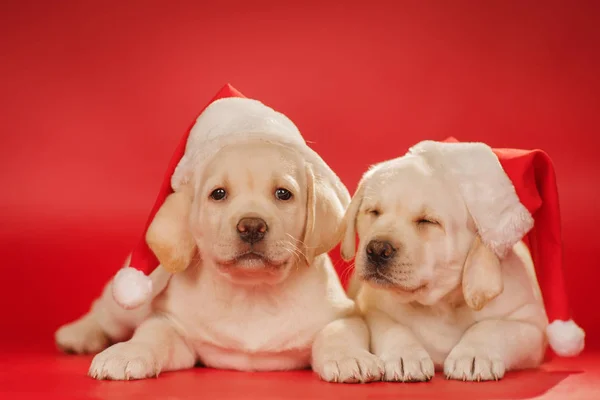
(339, 140, 555, 382)
(55, 97, 383, 381)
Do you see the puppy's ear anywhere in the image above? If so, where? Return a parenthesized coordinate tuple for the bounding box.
(340, 179, 366, 261)
(146, 189, 196, 273)
(302, 164, 347, 262)
(462, 235, 503, 311)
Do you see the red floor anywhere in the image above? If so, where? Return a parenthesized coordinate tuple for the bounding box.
(1, 347, 598, 400)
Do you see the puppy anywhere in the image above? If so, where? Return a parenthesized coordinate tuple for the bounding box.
(339, 151, 549, 382)
(55, 138, 383, 381)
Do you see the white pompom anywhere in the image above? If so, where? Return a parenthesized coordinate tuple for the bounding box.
(111, 267, 153, 310)
(546, 319, 585, 357)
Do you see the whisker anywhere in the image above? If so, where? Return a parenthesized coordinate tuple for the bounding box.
(281, 239, 309, 265)
(285, 250, 301, 265)
(284, 233, 318, 251)
(339, 261, 356, 284)
(285, 243, 303, 261)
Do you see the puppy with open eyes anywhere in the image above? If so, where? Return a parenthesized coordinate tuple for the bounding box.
(54, 97, 383, 382)
(339, 140, 559, 382)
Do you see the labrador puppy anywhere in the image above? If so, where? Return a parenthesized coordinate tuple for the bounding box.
(55, 139, 383, 381)
(339, 152, 548, 382)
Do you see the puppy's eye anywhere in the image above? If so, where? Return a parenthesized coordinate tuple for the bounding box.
(416, 218, 439, 225)
(275, 188, 293, 201)
(368, 209, 381, 217)
(209, 188, 227, 201)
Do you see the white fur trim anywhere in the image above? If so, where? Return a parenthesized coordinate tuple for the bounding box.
(409, 140, 534, 258)
(111, 267, 153, 310)
(546, 319, 585, 357)
(170, 96, 350, 209)
(171, 97, 306, 191)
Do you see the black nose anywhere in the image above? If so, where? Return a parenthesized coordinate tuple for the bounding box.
(236, 217, 268, 244)
(366, 240, 396, 265)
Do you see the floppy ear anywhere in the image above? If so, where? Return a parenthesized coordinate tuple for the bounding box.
(340, 179, 366, 261)
(462, 235, 504, 311)
(302, 164, 348, 262)
(145, 189, 196, 273)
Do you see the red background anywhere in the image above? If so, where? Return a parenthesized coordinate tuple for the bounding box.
(1, 1, 599, 398)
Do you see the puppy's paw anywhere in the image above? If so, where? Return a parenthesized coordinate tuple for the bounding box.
(89, 342, 159, 381)
(382, 348, 434, 382)
(55, 318, 110, 355)
(314, 350, 385, 384)
(444, 346, 505, 381)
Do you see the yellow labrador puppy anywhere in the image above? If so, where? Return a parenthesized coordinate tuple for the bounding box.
(339, 140, 550, 382)
(55, 97, 383, 381)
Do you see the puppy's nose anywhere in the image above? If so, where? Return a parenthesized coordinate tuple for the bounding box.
(236, 217, 268, 244)
(366, 240, 396, 265)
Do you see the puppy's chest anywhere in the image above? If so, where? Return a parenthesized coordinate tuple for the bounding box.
(161, 273, 333, 354)
(398, 305, 474, 363)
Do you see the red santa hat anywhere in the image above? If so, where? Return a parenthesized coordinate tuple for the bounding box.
(111, 83, 349, 310)
(407, 137, 584, 358)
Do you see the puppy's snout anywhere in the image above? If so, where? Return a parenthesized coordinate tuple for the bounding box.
(366, 240, 396, 266)
(237, 217, 268, 244)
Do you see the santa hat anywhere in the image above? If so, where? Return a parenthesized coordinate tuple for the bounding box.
(407, 137, 584, 358)
(111, 83, 349, 310)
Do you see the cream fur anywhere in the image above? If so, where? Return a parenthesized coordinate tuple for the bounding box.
(408, 141, 534, 258)
(145, 190, 196, 274)
(55, 141, 379, 382)
(341, 154, 549, 382)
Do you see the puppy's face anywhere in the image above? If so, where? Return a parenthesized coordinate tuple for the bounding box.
(190, 141, 307, 285)
(344, 155, 477, 305)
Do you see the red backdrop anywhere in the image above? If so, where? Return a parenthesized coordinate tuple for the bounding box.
(1, 0, 599, 353)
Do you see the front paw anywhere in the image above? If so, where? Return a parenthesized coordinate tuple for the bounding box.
(381, 348, 434, 382)
(314, 349, 385, 384)
(444, 346, 505, 381)
(89, 342, 160, 380)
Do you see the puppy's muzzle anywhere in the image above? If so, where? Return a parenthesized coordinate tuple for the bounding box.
(366, 239, 396, 267)
(237, 217, 268, 244)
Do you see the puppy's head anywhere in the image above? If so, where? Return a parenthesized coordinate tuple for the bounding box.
(341, 155, 503, 309)
(148, 140, 346, 286)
